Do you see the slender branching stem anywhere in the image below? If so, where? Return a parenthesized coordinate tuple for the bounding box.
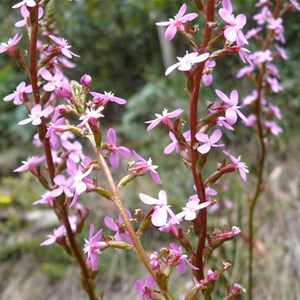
(247, 1, 282, 298)
(61, 204, 98, 300)
(190, 0, 215, 283)
(89, 136, 174, 300)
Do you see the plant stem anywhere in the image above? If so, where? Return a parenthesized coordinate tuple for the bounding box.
(29, 1, 55, 182)
(89, 136, 174, 300)
(247, 1, 282, 298)
(61, 204, 98, 300)
(190, 0, 215, 283)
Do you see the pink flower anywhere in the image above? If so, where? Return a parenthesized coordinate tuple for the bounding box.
(18, 104, 53, 126)
(78, 106, 104, 127)
(90, 91, 127, 106)
(0, 33, 22, 54)
(155, 3, 198, 41)
(67, 159, 93, 207)
(40, 225, 66, 246)
(49, 35, 79, 59)
(3, 81, 32, 105)
(81, 74, 92, 89)
(223, 150, 249, 182)
(135, 276, 156, 300)
(177, 198, 213, 221)
(106, 128, 132, 169)
(33, 191, 55, 206)
(40, 69, 64, 92)
(202, 60, 216, 86)
(196, 129, 224, 154)
(165, 52, 209, 75)
(51, 174, 74, 198)
(139, 190, 175, 227)
(219, 0, 248, 44)
(14, 156, 45, 173)
(215, 89, 247, 125)
(104, 209, 132, 244)
(264, 120, 283, 135)
(145, 108, 184, 131)
(164, 130, 191, 154)
(15, 5, 43, 27)
(12, 0, 36, 9)
(168, 243, 198, 273)
(130, 151, 162, 184)
(83, 224, 107, 271)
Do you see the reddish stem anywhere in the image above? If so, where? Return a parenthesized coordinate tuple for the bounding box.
(29, 2, 55, 182)
(190, 0, 215, 282)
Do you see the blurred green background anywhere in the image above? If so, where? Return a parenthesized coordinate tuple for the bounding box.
(0, 0, 299, 299)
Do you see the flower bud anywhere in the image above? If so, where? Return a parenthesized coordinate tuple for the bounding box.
(81, 74, 92, 89)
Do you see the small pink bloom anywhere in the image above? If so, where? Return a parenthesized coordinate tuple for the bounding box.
(90, 91, 127, 106)
(18, 104, 53, 126)
(106, 128, 131, 169)
(215, 89, 247, 125)
(165, 52, 209, 75)
(49, 35, 79, 59)
(4, 81, 32, 105)
(83, 224, 107, 271)
(130, 151, 162, 184)
(223, 149, 249, 182)
(196, 129, 224, 154)
(104, 209, 132, 244)
(135, 276, 156, 300)
(156, 3, 198, 41)
(139, 190, 175, 227)
(40, 225, 66, 246)
(14, 156, 45, 173)
(219, 1, 248, 44)
(145, 108, 184, 131)
(0, 33, 22, 54)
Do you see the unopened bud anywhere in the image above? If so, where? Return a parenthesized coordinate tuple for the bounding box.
(81, 74, 92, 89)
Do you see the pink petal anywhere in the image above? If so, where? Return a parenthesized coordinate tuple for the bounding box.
(210, 129, 222, 143)
(215, 89, 230, 103)
(139, 193, 159, 205)
(198, 144, 211, 154)
(226, 108, 237, 125)
(110, 152, 119, 169)
(180, 13, 198, 23)
(235, 14, 247, 28)
(224, 26, 237, 42)
(177, 3, 187, 18)
(165, 24, 178, 41)
(104, 216, 118, 231)
(219, 8, 233, 23)
(107, 128, 116, 144)
(152, 208, 168, 227)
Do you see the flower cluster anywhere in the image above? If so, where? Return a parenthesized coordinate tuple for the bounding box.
(1, 0, 296, 299)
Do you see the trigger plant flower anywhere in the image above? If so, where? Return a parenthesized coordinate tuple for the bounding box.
(165, 51, 209, 76)
(145, 108, 184, 131)
(0, 33, 22, 55)
(49, 35, 79, 59)
(14, 156, 45, 174)
(83, 224, 107, 271)
(196, 129, 224, 154)
(155, 3, 198, 41)
(130, 151, 162, 184)
(106, 128, 132, 169)
(3, 81, 32, 105)
(139, 190, 175, 227)
(18, 104, 53, 126)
